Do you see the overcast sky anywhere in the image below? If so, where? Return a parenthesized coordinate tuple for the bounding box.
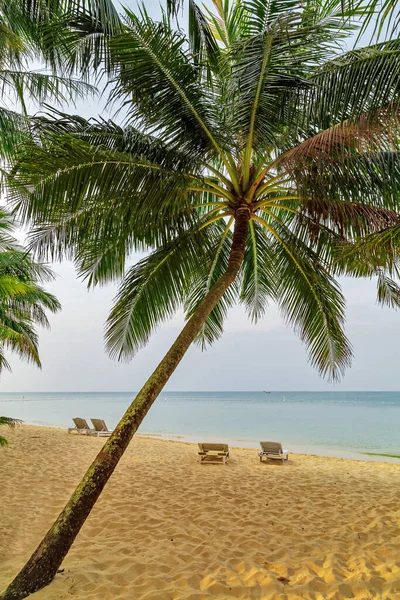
(1, 0, 398, 392)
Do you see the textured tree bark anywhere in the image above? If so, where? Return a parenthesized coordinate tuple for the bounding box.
(0, 206, 250, 600)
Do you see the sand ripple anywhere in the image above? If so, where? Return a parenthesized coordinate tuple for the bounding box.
(1, 426, 399, 599)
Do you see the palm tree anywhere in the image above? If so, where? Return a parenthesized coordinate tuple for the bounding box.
(3, 0, 400, 597)
(0, 210, 61, 374)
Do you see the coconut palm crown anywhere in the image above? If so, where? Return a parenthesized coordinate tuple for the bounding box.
(9, 0, 400, 381)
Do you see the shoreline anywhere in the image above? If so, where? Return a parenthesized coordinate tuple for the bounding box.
(136, 432, 400, 464)
(7, 419, 400, 463)
(1, 390, 399, 465)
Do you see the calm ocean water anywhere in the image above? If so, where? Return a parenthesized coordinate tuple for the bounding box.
(0, 391, 399, 459)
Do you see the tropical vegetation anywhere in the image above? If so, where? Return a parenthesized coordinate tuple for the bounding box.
(0, 0, 106, 160)
(0, 210, 60, 447)
(0, 416, 23, 446)
(0, 210, 60, 374)
(3, 0, 400, 598)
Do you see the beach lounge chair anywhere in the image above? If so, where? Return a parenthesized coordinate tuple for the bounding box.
(89, 419, 113, 437)
(259, 441, 289, 463)
(198, 443, 229, 465)
(68, 418, 93, 435)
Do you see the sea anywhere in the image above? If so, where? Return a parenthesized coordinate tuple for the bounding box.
(1, 391, 399, 461)
(0, 391, 400, 462)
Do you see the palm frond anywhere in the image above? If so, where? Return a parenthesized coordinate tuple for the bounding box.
(184, 218, 239, 348)
(355, 0, 400, 41)
(278, 110, 400, 208)
(8, 125, 197, 261)
(108, 6, 231, 166)
(239, 219, 275, 321)
(0, 416, 23, 426)
(0, 0, 122, 72)
(231, 3, 352, 164)
(302, 39, 400, 130)
(0, 107, 30, 159)
(0, 209, 60, 373)
(0, 70, 96, 109)
(376, 269, 400, 309)
(105, 229, 208, 360)
(188, 0, 222, 76)
(0, 415, 22, 447)
(254, 215, 352, 380)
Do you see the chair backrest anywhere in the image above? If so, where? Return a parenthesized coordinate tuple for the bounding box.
(91, 418, 108, 432)
(73, 417, 89, 430)
(260, 441, 283, 454)
(198, 443, 229, 453)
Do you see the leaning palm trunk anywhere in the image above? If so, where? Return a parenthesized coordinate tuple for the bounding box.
(0, 207, 250, 600)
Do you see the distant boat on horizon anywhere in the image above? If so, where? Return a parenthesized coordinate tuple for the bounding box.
(263, 391, 271, 393)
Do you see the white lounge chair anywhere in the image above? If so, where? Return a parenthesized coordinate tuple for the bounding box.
(68, 417, 93, 435)
(259, 441, 289, 463)
(198, 443, 229, 465)
(89, 418, 113, 437)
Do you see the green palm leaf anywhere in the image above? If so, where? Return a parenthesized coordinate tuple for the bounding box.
(184, 219, 239, 347)
(239, 219, 275, 322)
(109, 6, 233, 170)
(105, 229, 209, 359)
(303, 40, 400, 130)
(0, 211, 60, 373)
(254, 214, 352, 379)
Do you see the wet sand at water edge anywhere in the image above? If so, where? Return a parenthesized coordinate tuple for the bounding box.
(0, 425, 399, 599)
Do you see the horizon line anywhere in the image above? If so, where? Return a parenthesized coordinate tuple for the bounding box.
(1, 390, 399, 394)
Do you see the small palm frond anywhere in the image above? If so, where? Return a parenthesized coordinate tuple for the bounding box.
(0, 416, 23, 426)
(239, 219, 275, 322)
(0, 70, 96, 110)
(0, 414, 23, 447)
(184, 219, 239, 347)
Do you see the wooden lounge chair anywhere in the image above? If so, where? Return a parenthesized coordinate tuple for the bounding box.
(259, 441, 289, 463)
(89, 418, 113, 437)
(198, 443, 229, 465)
(68, 418, 93, 435)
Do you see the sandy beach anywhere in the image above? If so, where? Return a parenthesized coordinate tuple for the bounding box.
(1, 426, 399, 599)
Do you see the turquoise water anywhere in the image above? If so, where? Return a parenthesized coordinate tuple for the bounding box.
(0, 391, 399, 457)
